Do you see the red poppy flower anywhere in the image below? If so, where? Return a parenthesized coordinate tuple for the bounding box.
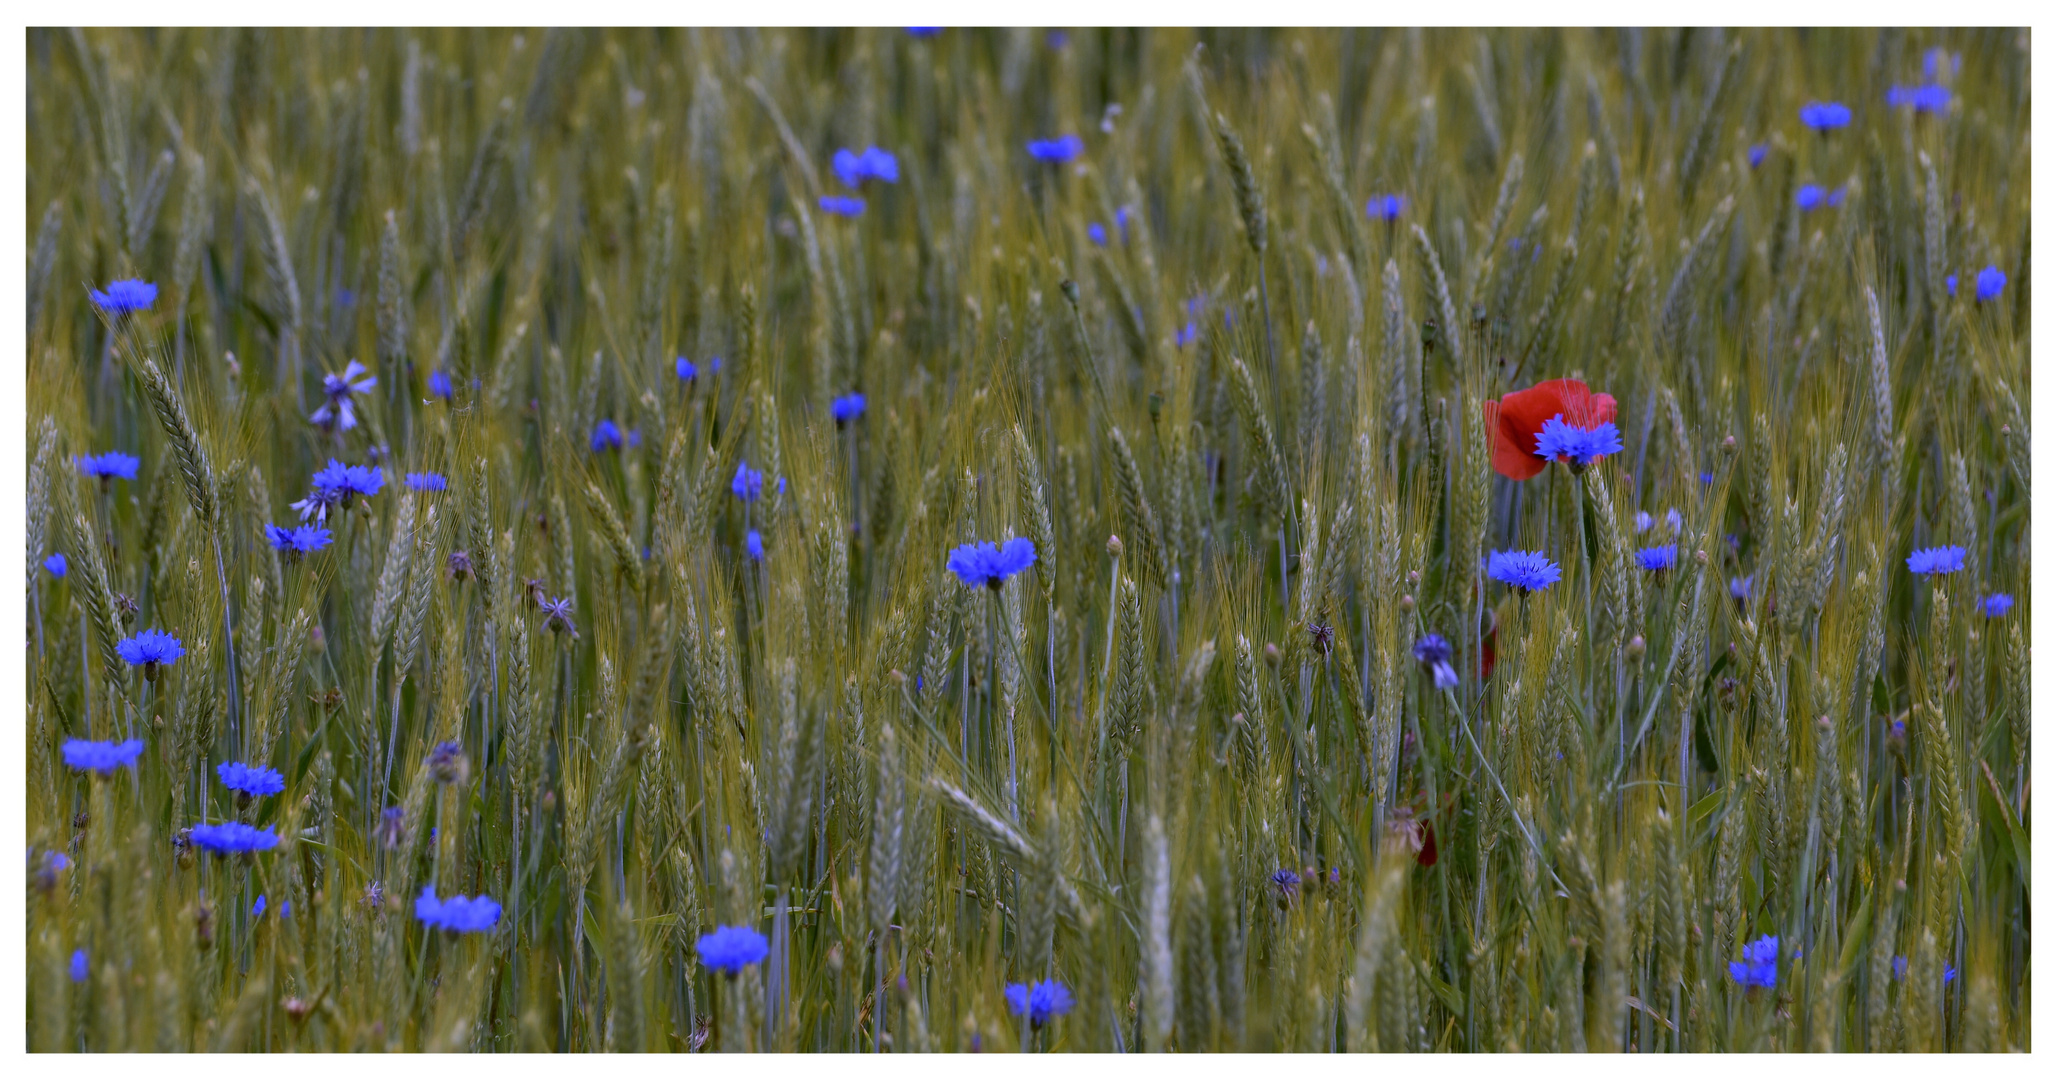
(1483, 378, 1618, 481)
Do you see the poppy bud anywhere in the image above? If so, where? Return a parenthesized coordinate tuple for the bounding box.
(1107, 534, 1124, 558)
(1060, 279, 1080, 305)
(1399, 594, 1416, 613)
(1721, 435, 1738, 453)
(1627, 635, 1646, 659)
(1263, 643, 1282, 668)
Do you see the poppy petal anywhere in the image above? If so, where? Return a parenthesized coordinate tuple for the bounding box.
(1484, 399, 1551, 480)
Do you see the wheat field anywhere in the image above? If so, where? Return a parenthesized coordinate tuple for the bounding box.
(22, 27, 2031, 1052)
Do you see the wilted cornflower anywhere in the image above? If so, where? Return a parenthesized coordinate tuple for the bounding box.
(427, 370, 454, 401)
(377, 806, 406, 850)
(696, 925, 770, 975)
(1413, 633, 1460, 690)
(1005, 980, 1076, 1029)
(70, 949, 89, 983)
(1981, 593, 2013, 618)
(818, 194, 866, 217)
(447, 549, 473, 581)
(428, 740, 469, 785)
(1799, 101, 1852, 130)
(832, 145, 900, 187)
(45, 553, 68, 578)
(1087, 222, 1108, 246)
(63, 738, 146, 775)
(831, 393, 867, 425)
(406, 472, 448, 492)
(591, 419, 624, 452)
(189, 821, 279, 855)
(416, 886, 503, 933)
(1026, 134, 1084, 163)
(1366, 194, 1405, 221)
(1747, 143, 1769, 169)
(1906, 545, 1967, 576)
(117, 629, 186, 679)
(1532, 414, 1623, 469)
(1270, 867, 1301, 904)
(264, 523, 333, 559)
(1636, 545, 1678, 573)
(90, 278, 158, 312)
(1729, 934, 1779, 989)
(1485, 550, 1562, 594)
(79, 451, 142, 484)
(217, 761, 285, 799)
(947, 537, 1038, 589)
(745, 529, 765, 562)
(1975, 266, 2007, 302)
(311, 360, 378, 432)
(540, 595, 579, 638)
(731, 461, 765, 502)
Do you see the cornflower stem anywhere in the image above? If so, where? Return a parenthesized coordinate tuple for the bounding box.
(989, 591, 1018, 819)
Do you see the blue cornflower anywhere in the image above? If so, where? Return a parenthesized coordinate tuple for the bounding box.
(117, 629, 186, 677)
(415, 886, 503, 934)
(217, 761, 285, 798)
(1413, 634, 1460, 690)
(44, 553, 67, 578)
(1636, 545, 1678, 572)
(1366, 194, 1405, 221)
(406, 472, 448, 492)
(832, 145, 900, 187)
(592, 419, 624, 452)
(89, 278, 158, 312)
(1796, 184, 1829, 211)
(1047, 29, 1068, 49)
(731, 461, 765, 503)
(1975, 266, 2006, 302)
(1799, 101, 1852, 131)
(696, 925, 770, 975)
(427, 370, 454, 401)
(1532, 414, 1623, 468)
(1485, 550, 1562, 594)
(675, 356, 698, 383)
(189, 821, 280, 855)
(62, 738, 146, 775)
(1175, 322, 1198, 348)
(311, 360, 378, 432)
(1946, 273, 1958, 296)
(906, 27, 942, 38)
(947, 537, 1038, 590)
(1004, 979, 1075, 1029)
(1026, 134, 1084, 163)
(71, 949, 89, 983)
(1115, 205, 1132, 242)
(252, 895, 268, 918)
(819, 194, 866, 217)
(627, 429, 643, 449)
(1747, 143, 1769, 169)
(78, 452, 141, 482)
(1906, 545, 1967, 576)
(1087, 222, 1108, 246)
(745, 529, 765, 562)
(1729, 934, 1779, 989)
(1699, 471, 1715, 485)
(1271, 867, 1301, 899)
(264, 523, 334, 557)
(1887, 85, 1951, 114)
(1981, 593, 2014, 618)
(1730, 575, 1753, 601)
(310, 459, 385, 502)
(831, 393, 868, 424)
